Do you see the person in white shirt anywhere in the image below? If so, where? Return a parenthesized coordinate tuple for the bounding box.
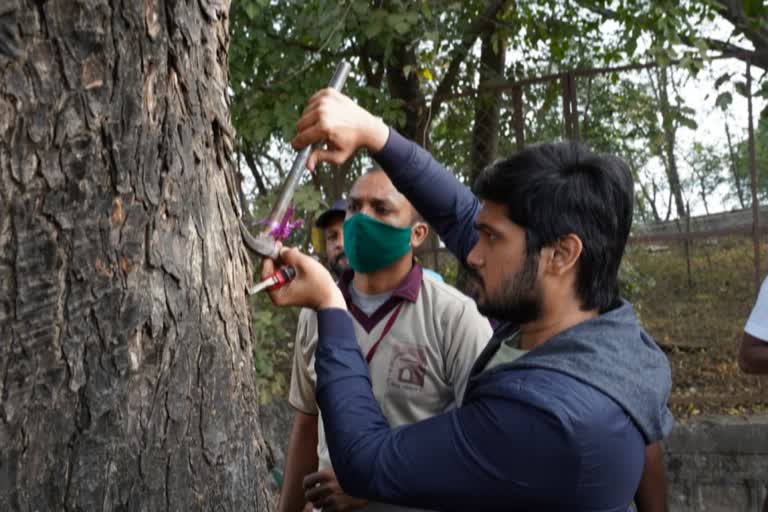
(738, 276, 768, 512)
(739, 277, 768, 375)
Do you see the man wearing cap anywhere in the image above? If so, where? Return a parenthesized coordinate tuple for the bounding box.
(314, 198, 350, 279)
(278, 170, 492, 512)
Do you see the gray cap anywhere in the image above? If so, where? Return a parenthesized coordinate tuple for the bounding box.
(315, 198, 347, 228)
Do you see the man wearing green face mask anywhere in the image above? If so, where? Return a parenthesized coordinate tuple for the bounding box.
(280, 168, 492, 512)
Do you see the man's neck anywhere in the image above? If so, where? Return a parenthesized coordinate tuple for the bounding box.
(518, 301, 599, 351)
(353, 253, 413, 295)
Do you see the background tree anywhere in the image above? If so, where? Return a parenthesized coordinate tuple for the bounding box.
(647, 64, 693, 221)
(0, 1, 272, 509)
(685, 142, 727, 215)
(229, 0, 514, 203)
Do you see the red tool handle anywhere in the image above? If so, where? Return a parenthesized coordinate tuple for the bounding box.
(268, 266, 297, 291)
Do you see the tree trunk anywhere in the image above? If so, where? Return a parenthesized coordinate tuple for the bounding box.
(656, 67, 687, 220)
(638, 180, 663, 224)
(0, 1, 272, 510)
(470, 33, 505, 181)
(456, 31, 505, 293)
(385, 44, 430, 145)
(724, 121, 747, 209)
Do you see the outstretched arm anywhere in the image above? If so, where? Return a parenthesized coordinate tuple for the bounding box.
(264, 248, 645, 511)
(313, 310, 576, 510)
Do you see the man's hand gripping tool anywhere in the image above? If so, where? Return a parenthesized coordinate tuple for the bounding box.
(248, 266, 297, 295)
(239, 61, 352, 260)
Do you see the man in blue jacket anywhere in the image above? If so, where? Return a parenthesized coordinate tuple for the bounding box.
(263, 89, 674, 511)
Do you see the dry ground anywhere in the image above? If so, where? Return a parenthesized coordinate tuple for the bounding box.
(625, 236, 768, 419)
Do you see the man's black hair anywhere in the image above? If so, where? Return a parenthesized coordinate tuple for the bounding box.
(473, 141, 633, 312)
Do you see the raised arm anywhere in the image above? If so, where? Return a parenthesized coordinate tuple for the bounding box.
(291, 89, 480, 265)
(371, 129, 480, 264)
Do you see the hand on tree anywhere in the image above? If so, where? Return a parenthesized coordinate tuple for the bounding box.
(303, 468, 369, 512)
(262, 247, 346, 311)
(291, 88, 389, 171)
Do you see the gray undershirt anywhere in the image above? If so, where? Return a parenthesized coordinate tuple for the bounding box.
(483, 331, 527, 373)
(349, 283, 393, 316)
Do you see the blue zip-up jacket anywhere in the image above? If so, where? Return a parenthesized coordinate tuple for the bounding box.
(315, 129, 674, 511)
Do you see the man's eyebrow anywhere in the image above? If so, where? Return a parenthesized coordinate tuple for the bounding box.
(474, 221, 500, 235)
(370, 197, 395, 208)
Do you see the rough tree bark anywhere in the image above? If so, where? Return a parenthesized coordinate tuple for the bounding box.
(470, 32, 505, 181)
(0, 1, 272, 510)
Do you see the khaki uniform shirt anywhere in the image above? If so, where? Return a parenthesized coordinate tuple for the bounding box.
(289, 266, 491, 512)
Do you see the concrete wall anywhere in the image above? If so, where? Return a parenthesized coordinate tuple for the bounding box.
(666, 416, 768, 512)
(633, 207, 768, 238)
(261, 402, 768, 510)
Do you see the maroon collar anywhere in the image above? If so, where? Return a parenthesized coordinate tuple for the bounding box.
(339, 264, 423, 332)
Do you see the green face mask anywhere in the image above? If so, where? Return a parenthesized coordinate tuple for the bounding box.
(343, 213, 412, 274)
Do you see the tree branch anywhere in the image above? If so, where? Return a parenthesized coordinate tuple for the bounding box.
(262, 30, 356, 58)
(430, 0, 513, 114)
(242, 144, 269, 197)
(712, 0, 768, 53)
(581, 0, 767, 68)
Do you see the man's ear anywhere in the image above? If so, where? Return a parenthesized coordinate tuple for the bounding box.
(410, 222, 429, 249)
(545, 234, 582, 276)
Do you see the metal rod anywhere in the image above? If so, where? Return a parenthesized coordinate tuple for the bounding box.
(261, 61, 352, 239)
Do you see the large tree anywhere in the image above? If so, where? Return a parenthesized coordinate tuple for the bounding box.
(0, 1, 272, 509)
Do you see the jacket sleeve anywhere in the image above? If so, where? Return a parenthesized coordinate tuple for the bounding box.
(314, 309, 582, 511)
(372, 129, 480, 266)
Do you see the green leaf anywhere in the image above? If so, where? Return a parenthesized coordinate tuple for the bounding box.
(714, 72, 731, 89)
(735, 81, 748, 97)
(656, 51, 670, 67)
(365, 21, 383, 39)
(758, 80, 768, 98)
(244, 2, 259, 20)
(406, 12, 420, 24)
(387, 13, 403, 28)
(352, 0, 369, 15)
(677, 115, 698, 130)
(692, 38, 708, 55)
(421, 0, 433, 20)
(744, 0, 764, 18)
(394, 21, 411, 34)
(715, 91, 733, 110)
